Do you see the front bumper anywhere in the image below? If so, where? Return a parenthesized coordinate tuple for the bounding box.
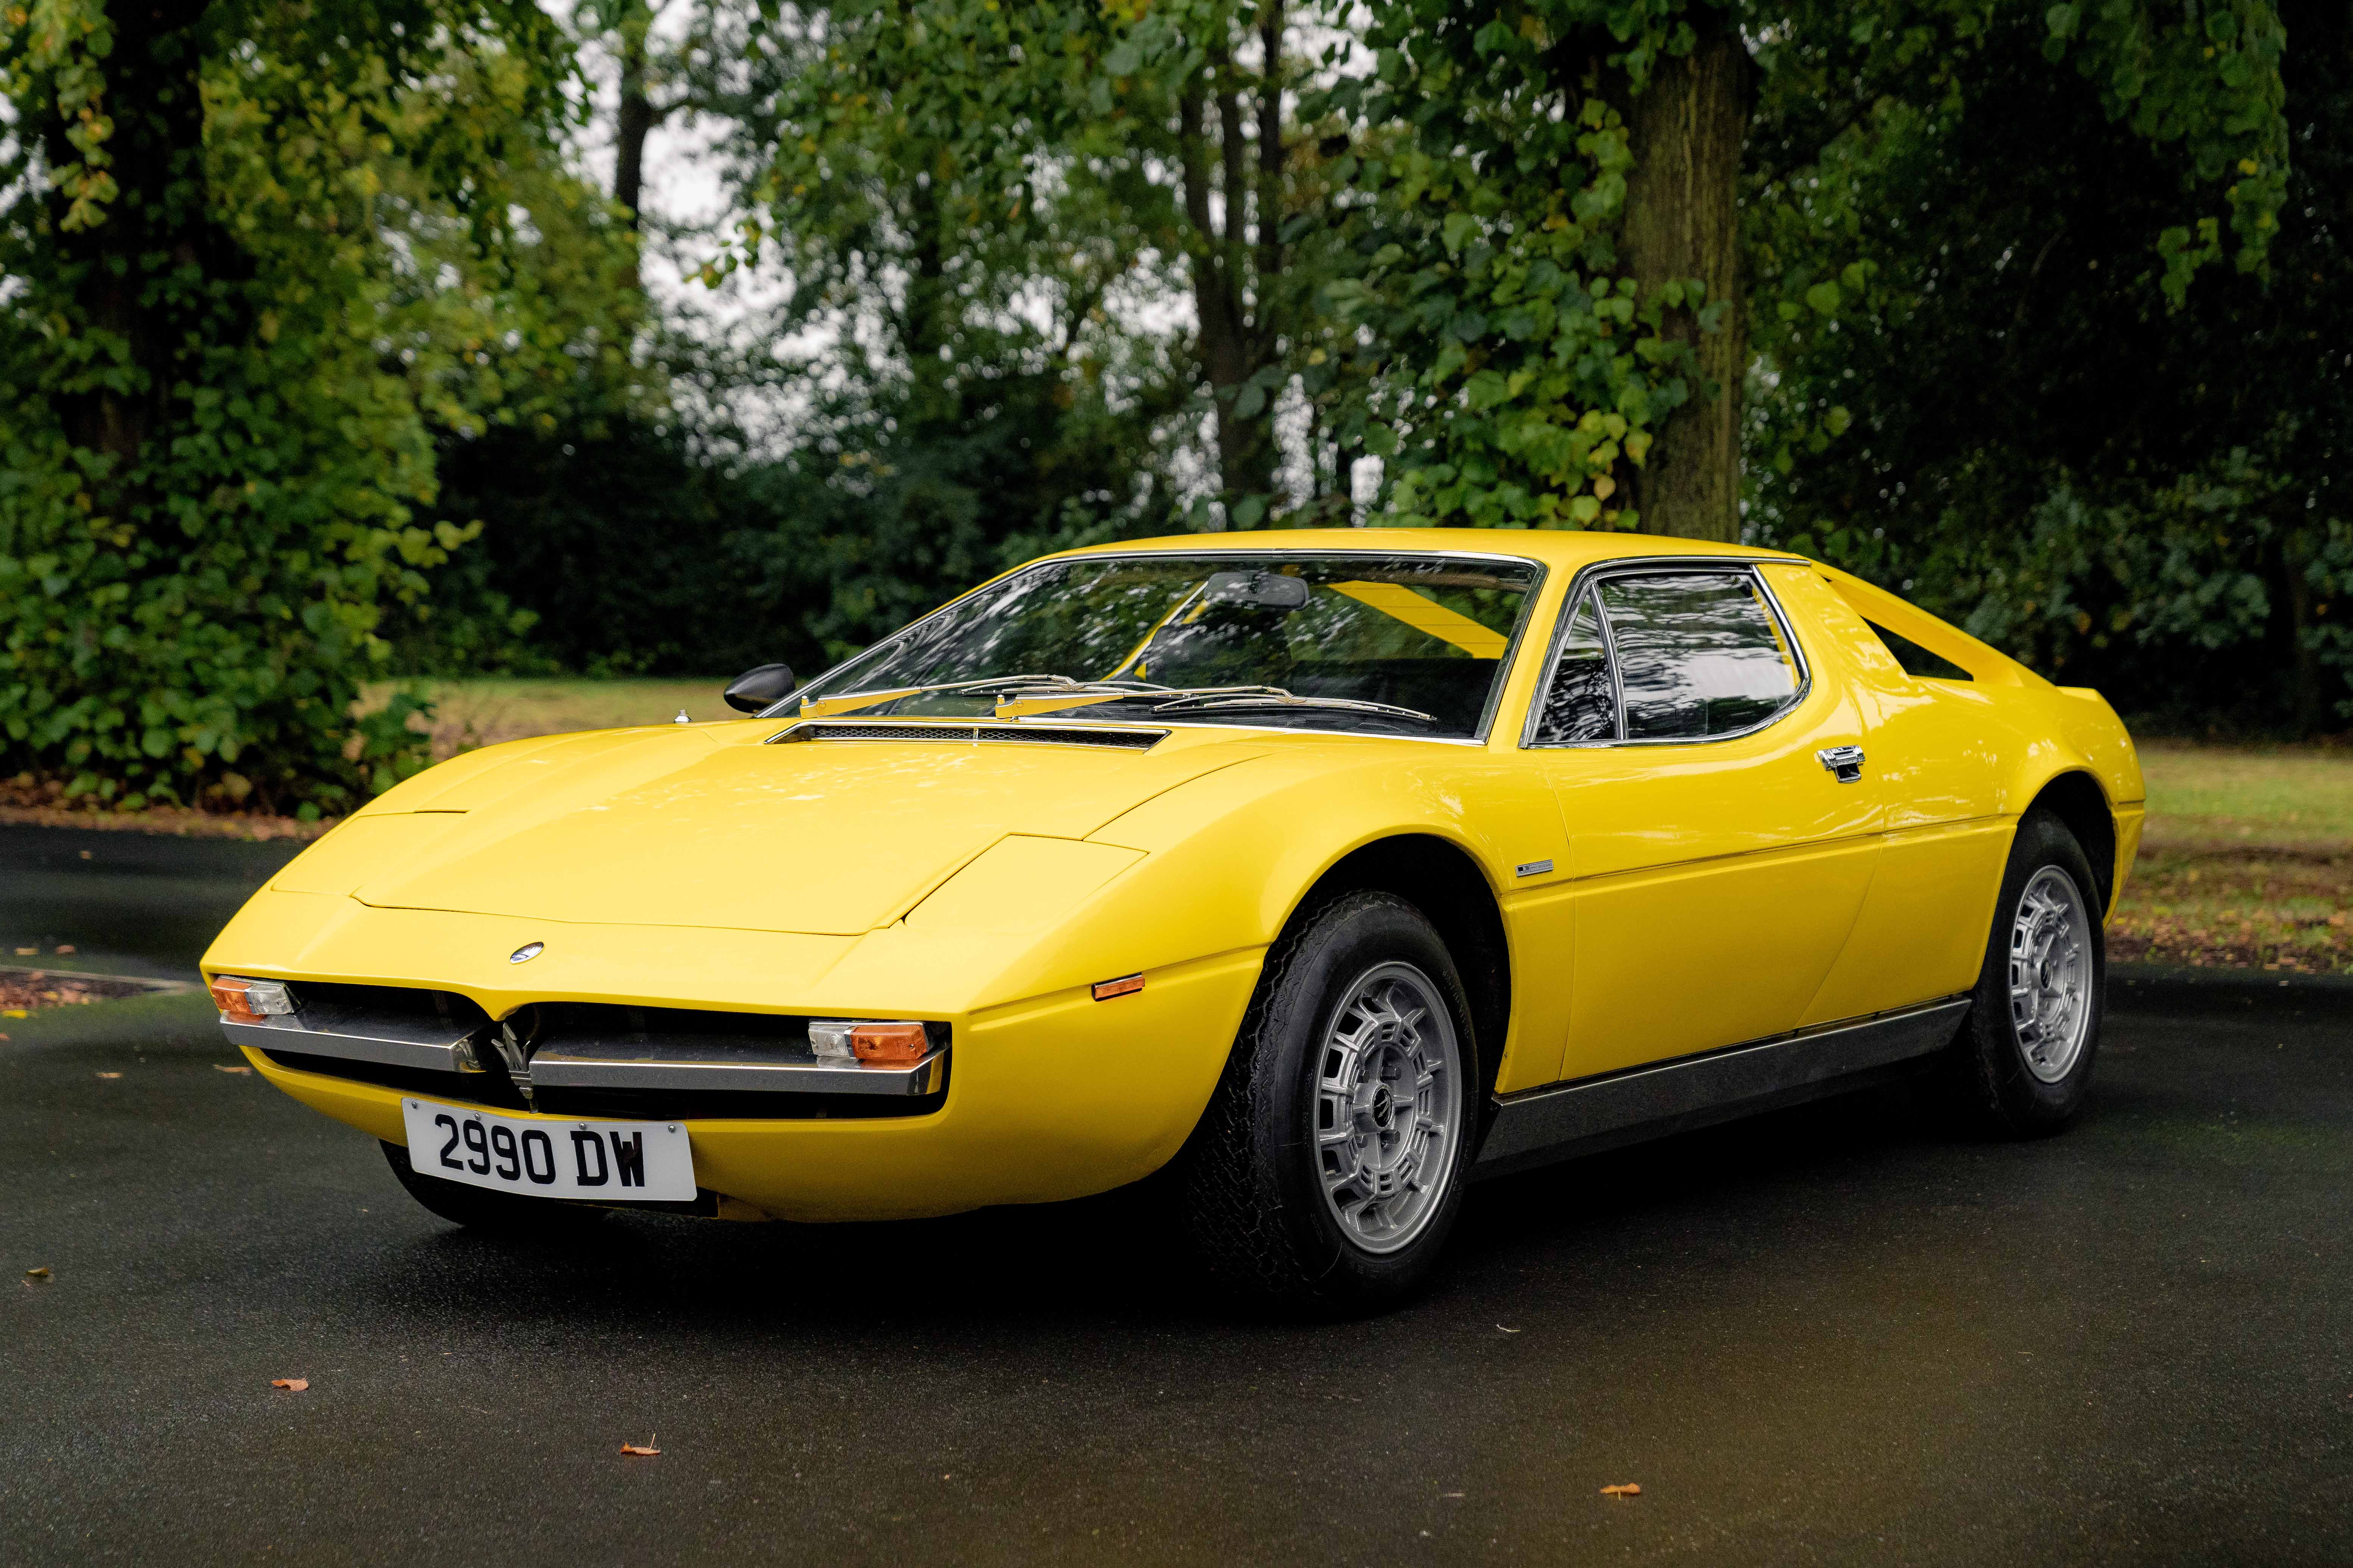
(212, 899, 1263, 1222)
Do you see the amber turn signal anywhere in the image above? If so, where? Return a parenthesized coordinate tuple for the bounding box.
(1090, 974, 1145, 1002)
(849, 1022, 930, 1066)
(209, 975, 295, 1023)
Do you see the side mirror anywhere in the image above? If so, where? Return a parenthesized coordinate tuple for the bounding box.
(724, 663, 798, 714)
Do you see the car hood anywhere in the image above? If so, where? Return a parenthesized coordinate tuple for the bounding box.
(281, 723, 1267, 936)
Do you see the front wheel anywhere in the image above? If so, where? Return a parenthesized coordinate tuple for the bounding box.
(1171, 891, 1483, 1312)
(1946, 810, 2106, 1136)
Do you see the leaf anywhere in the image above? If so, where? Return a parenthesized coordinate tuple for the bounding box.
(214, 1063, 253, 1075)
(1805, 281, 1842, 315)
(271, 1378, 309, 1392)
(56, 945, 75, 955)
(24, 1266, 51, 1280)
(620, 1435, 661, 1456)
(1600, 1483, 1641, 1497)
(96, 1071, 122, 1080)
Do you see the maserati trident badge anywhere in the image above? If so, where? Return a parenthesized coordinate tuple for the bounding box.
(509, 941, 544, 964)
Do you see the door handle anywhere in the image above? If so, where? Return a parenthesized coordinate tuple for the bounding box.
(1817, 745, 1865, 783)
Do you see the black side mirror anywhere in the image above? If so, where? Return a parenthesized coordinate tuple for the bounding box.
(724, 663, 798, 714)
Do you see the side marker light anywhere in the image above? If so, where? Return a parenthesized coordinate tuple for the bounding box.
(1091, 974, 1145, 1002)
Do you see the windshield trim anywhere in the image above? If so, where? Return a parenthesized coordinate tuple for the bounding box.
(762, 547, 1553, 747)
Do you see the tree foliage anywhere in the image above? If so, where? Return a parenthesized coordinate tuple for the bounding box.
(1746, 0, 2337, 726)
(0, 0, 644, 812)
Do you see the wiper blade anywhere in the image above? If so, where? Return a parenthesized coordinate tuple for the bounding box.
(1146, 687, 1437, 725)
(800, 675, 1172, 721)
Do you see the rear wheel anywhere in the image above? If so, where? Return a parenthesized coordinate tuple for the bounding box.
(1171, 891, 1482, 1312)
(1946, 810, 2105, 1136)
(381, 1140, 605, 1233)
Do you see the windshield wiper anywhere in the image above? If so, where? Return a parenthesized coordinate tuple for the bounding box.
(797, 675, 1434, 728)
(798, 674, 1172, 720)
(1145, 687, 1438, 725)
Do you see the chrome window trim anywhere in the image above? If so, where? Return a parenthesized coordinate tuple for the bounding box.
(761, 547, 1552, 748)
(1518, 556, 1814, 751)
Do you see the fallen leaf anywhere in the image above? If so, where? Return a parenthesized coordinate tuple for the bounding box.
(96, 1071, 121, 1080)
(271, 1378, 309, 1392)
(55, 945, 75, 955)
(1600, 1484, 1642, 1498)
(213, 1063, 253, 1075)
(619, 1436, 661, 1456)
(1496, 1324, 1520, 1334)
(77, 850, 91, 860)
(2, 1010, 25, 1019)
(13, 948, 33, 956)
(24, 1266, 52, 1280)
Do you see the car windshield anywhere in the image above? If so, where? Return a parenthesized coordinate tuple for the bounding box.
(785, 552, 1542, 739)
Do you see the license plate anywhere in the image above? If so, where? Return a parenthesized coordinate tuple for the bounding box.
(400, 1099, 696, 1203)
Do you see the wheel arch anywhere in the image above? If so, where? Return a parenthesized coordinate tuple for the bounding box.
(2022, 770, 2119, 915)
(1280, 834, 1512, 1103)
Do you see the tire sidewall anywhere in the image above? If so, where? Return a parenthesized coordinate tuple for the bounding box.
(1961, 811, 2106, 1134)
(1244, 892, 1483, 1304)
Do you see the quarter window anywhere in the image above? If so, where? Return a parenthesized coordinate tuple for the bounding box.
(1601, 573, 1801, 739)
(1532, 592, 1615, 743)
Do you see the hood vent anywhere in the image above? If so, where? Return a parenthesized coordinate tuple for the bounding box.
(769, 720, 1166, 751)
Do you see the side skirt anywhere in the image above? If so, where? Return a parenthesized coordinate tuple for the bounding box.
(1474, 996, 1972, 1178)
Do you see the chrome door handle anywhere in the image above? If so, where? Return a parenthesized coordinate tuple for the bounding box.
(1817, 745, 1865, 783)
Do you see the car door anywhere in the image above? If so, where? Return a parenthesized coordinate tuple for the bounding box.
(1519, 561, 1884, 1084)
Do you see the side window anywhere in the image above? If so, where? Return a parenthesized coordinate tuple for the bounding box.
(1863, 619, 1973, 681)
(1533, 592, 1615, 743)
(1599, 573, 1802, 740)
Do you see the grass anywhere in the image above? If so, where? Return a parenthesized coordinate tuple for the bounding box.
(2111, 742, 2351, 975)
(373, 677, 734, 761)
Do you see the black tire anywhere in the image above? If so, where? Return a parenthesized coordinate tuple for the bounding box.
(1946, 809, 2106, 1137)
(1171, 890, 1484, 1313)
(381, 1140, 606, 1234)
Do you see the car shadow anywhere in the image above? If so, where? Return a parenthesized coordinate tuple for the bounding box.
(342, 1071, 2043, 1342)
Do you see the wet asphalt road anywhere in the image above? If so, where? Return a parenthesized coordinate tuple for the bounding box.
(5, 825, 2353, 1565)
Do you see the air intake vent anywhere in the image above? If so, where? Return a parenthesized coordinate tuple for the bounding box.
(770, 720, 1165, 751)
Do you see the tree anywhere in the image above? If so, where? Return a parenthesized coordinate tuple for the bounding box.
(0, 0, 643, 810)
(1310, 0, 2289, 546)
(721, 1, 1384, 527)
(1747, 0, 2342, 729)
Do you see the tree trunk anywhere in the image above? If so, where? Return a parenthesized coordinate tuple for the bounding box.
(1612, 16, 1752, 542)
(46, 0, 225, 481)
(2280, 533, 2325, 736)
(614, 2, 655, 231)
(1180, 44, 1278, 519)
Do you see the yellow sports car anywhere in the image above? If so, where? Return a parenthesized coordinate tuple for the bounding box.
(204, 529, 2142, 1307)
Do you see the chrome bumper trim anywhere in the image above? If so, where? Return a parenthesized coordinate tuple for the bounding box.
(525, 1043, 947, 1097)
(222, 1014, 480, 1074)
